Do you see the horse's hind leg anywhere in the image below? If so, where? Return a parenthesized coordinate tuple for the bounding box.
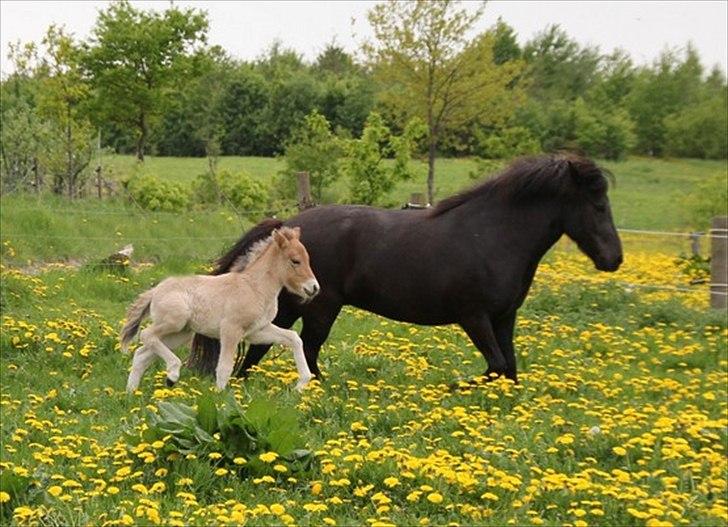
(127, 345, 155, 392)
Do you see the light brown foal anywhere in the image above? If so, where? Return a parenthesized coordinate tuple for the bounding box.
(120, 227, 319, 392)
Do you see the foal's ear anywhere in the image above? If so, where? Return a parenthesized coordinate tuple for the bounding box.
(291, 226, 301, 238)
(272, 229, 288, 248)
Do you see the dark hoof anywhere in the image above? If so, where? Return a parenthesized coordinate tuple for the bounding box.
(166, 377, 176, 387)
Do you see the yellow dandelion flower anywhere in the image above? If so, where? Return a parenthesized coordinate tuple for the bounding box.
(427, 492, 444, 504)
(259, 452, 279, 463)
(48, 486, 63, 497)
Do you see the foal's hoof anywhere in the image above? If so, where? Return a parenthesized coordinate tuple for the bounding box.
(166, 377, 176, 387)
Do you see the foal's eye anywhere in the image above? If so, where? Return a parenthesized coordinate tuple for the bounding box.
(291, 259, 301, 266)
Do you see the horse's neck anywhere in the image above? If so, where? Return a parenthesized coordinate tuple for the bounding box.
(239, 245, 285, 298)
(453, 195, 563, 265)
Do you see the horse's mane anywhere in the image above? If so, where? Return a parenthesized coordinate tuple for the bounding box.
(429, 153, 611, 217)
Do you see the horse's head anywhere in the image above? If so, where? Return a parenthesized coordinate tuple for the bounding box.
(272, 227, 320, 300)
(561, 157, 623, 272)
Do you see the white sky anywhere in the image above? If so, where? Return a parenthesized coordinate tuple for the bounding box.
(1, 1, 726, 75)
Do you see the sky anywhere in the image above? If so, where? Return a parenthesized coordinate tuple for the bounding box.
(1, 0, 726, 75)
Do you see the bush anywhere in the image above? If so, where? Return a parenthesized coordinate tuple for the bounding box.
(685, 173, 728, 229)
(193, 170, 270, 215)
(125, 174, 191, 212)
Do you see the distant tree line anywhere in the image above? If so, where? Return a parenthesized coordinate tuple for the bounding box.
(1, 0, 726, 200)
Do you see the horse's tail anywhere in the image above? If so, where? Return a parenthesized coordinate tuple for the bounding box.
(187, 218, 284, 374)
(120, 289, 154, 353)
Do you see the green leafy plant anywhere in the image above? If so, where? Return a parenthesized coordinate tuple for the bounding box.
(134, 393, 314, 477)
(125, 174, 191, 212)
(192, 170, 270, 216)
(341, 112, 425, 205)
(0, 471, 32, 518)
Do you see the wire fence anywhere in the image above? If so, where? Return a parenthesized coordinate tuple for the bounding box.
(2, 211, 726, 300)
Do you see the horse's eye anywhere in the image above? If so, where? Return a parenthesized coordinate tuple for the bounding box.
(291, 259, 301, 266)
(595, 203, 607, 213)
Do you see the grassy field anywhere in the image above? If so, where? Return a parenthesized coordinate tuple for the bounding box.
(1, 155, 727, 525)
(102, 154, 727, 230)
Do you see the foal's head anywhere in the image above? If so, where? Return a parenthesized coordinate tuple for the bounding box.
(272, 227, 320, 300)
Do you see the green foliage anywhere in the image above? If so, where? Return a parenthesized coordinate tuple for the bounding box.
(136, 393, 314, 476)
(664, 93, 728, 159)
(342, 113, 425, 205)
(474, 126, 540, 159)
(82, 0, 209, 160)
(193, 170, 270, 215)
(125, 174, 191, 212)
(280, 110, 344, 200)
(684, 173, 728, 229)
(365, 0, 525, 202)
(573, 99, 635, 160)
(0, 470, 32, 518)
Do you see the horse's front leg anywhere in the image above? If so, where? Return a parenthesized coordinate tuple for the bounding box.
(247, 324, 313, 392)
(459, 314, 508, 382)
(493, 311, 518, 383)
(216, 325, 244, 390)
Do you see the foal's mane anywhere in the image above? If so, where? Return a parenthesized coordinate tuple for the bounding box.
(228, 226, 297, 273)
(429, 153, 611, 217)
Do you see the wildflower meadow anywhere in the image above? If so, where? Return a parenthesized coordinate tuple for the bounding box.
(0, 234, 726, 526)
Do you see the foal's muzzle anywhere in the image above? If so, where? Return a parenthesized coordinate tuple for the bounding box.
(304, 281, 320, 298)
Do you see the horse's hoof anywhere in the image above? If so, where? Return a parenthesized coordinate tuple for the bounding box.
(166, 377, 176, 387)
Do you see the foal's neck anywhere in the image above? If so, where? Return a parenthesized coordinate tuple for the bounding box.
(239, 243, 286, 296)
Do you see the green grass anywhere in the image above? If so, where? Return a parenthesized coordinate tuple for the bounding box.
(102, 154, 727, 231)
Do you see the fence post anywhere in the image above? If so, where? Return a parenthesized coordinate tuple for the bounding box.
(710, 216, 727, 310)
(690, 232, 701, 256)
(95, 166, 103, 199)
(296, 171, 313, 211)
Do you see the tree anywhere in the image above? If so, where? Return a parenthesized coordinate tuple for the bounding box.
(83, 1, 208, 161)
(280, 110, 344, 201)
(365, 0, 523, 204)
(37, 25, 98, 197)
(342, 112, 425, 205)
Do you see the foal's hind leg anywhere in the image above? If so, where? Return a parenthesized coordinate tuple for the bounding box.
(140, 322, 187, 387)
(127, 345, 155, 392)
(161, 331, 193, 386)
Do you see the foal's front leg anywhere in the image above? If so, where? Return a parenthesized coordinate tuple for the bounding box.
(247, 324, 313, 391)
(216, 325, 244, 390)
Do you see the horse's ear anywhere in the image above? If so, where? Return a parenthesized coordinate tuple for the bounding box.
(291, 227, 301, 238)
(272, 229, 288, 248)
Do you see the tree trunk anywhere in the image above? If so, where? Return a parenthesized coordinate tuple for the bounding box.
(66, 105, 74, 198)
(427, 135, 436, 205)
(136, 112, 147, 162)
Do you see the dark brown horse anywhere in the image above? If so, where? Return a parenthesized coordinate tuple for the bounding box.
(188, 154, 623, 383)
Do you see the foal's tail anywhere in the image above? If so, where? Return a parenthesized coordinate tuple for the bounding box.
(120, 289, 154, 353)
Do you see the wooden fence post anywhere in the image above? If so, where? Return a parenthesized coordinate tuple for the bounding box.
(710, 216, 727, 310)
(296, 171, 313, 211)
(95, 166, 103, 199)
